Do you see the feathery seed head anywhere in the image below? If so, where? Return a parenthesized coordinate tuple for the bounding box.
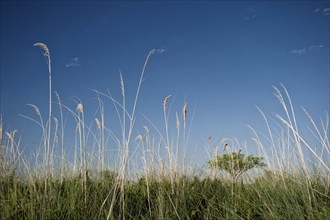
(176, 112, 180, 129)
(34, 42, 50, 57)
(27, 104, 41, 116)
(95, 118, 101, 130)
(76, 103, 83, 113)
(136, 135, 143, 142)
(53, 117, 58, 128)
(120, 72, 125, 97)
(143, 126, 149, 134)
(163, 95, 171, 109)
(183, 103, 187, 120)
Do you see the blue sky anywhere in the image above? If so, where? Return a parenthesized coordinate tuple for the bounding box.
(1, 1, 329, 164)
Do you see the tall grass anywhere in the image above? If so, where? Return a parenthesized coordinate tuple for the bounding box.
(0, 44, 329, 219)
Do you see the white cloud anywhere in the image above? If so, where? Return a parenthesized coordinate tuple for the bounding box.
(315, 7, 330, 16)
(290, 45, 324, 55)
(308, 45, 323, 51)
(65, 57, 81, 68)
(323, 8, 330, 16)
(290, 48, 306, 55)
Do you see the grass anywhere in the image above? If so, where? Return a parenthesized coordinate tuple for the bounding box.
(1, 172, 329, 219)
(0, 44, 329, 219)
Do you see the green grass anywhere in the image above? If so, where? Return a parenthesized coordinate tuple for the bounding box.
(0, 44, 329, 219)
(1, 171, 329, 219)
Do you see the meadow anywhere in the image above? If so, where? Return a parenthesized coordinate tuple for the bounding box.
(0, 44, 329, 219)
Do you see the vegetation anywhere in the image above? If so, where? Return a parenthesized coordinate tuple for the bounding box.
(209, 151, 267, 182)
(0, 44, 329, 219)
(0, 170, 329, 219)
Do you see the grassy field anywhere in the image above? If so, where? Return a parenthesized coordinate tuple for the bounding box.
(1, 170, 329, 219)
(1, 44, 329, 219)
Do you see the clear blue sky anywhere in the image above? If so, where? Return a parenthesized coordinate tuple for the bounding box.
(1, 1, 329, 164)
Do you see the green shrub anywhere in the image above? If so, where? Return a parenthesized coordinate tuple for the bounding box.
(209, 151, 266, 182)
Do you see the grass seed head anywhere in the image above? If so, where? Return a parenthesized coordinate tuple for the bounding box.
(143, 126, 149, 134)
(183, 103, 187, 120)
(53, 117, 58, 128)
(176, 112, 180, 129)
(163, 95, 171, 109)
(135, 135, 143, 142)
(34, 42, 50, 57)
(76, 103, 83, 113)
(95, 118, 101, 130)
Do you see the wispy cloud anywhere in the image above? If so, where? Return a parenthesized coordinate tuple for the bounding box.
(241, 5, 262, 21)
(290, 45, 324, 55)
(65, 57, 81, 68)
(314, 7, 330, 16)
(156, 48, 167, 54)
(151, 48, 168, 54)
(243, 13, 257, 21)
(323, 8, 330, 16)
